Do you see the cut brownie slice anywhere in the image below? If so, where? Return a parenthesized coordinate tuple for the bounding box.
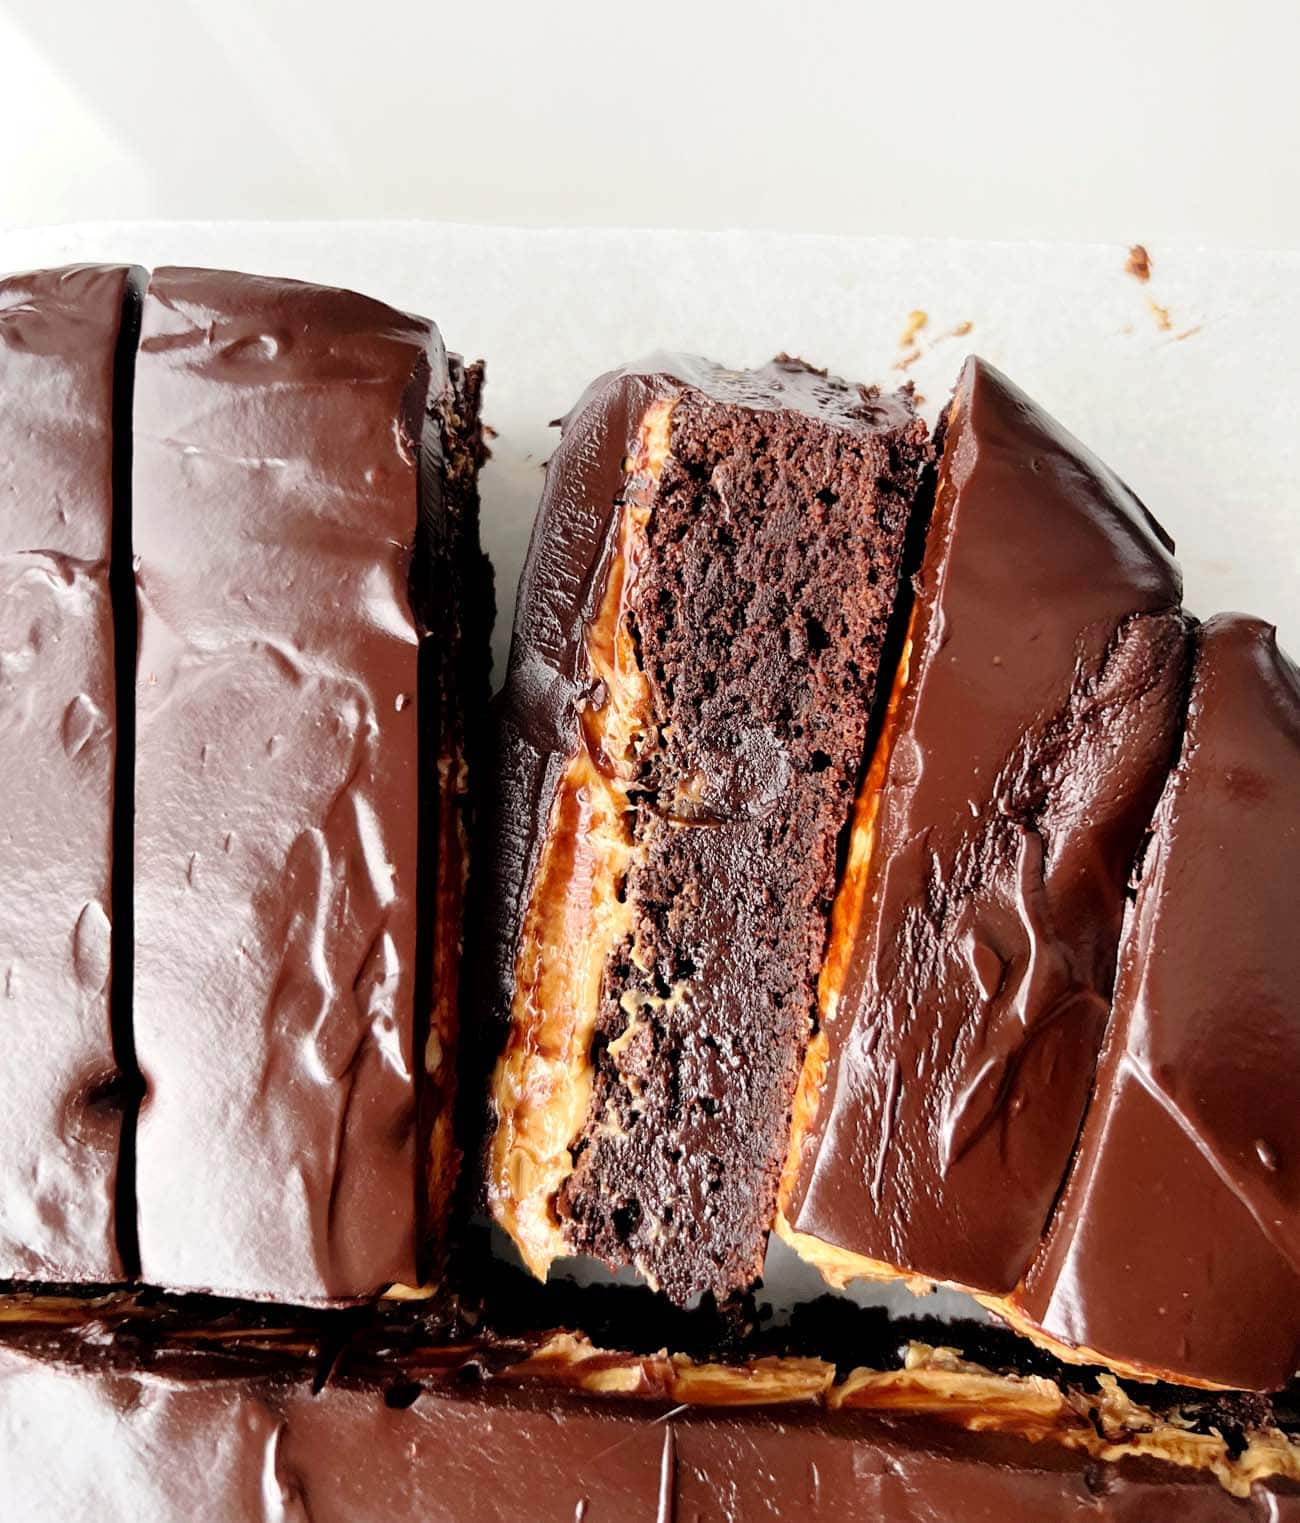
(486, 355, 930, 1302)
(3, 1323, 1299, 1518)
(1007, 614, 1300, 1392)
(779, 358, 1191, 1300)
(131, 268, 485, 1302)
(0, 264, 142, 1281)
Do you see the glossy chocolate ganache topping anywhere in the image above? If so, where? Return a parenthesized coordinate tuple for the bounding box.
(1011, 614, 1300, 1392)
(483, 355, 930, 1301)
(781, 356, 1191, 1299)
(2, 1337, 1298, 1521)
(131, 268, 471, 1304)
(0, 265, 141, 1281)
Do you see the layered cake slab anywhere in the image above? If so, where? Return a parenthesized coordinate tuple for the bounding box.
(131, 268, 483, 1302)
(2, 1331, 1297, 1521)
(0, 265, 140, 1281)
(485, 356, 930, 1300)
(1009, 614, 1300, 1391)
(779, 357, 1191, 1299)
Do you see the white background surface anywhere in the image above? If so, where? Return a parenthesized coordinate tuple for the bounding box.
(4, 220, 1296, 682)
(2, 0, 1300, 247)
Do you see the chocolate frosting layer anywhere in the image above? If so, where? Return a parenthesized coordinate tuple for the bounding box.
(786, 356, 1190, 1294)
(2, 1344, 1291, 1521)
(1016, 614, 1300, 1391)
(671, 1408, 1292, 1522)
(0, 265, 138, 1279)
(132, 268, 448, 1302)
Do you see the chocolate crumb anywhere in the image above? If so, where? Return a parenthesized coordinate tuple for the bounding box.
(899, 310, 929, 348)
(1126, 245, 1153, 281)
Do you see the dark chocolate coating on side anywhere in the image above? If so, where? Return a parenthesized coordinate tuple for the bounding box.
(478, 361, 679, 1042)
(1, 1345, 1290, 1521)
(1017, 614, 1300, 1391)
(671, 1408, 1291, 1522)
(132, 268, 446, 1302)
(0, 265, 136, 1280)
(787, 356, 1190, 1294)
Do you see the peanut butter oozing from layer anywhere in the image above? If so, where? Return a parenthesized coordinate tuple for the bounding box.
(506, 1332, 1300, 1499)
(774, 620, 920, 1289)
(834, 1345, 1300, 1499)
(488, 400, 675, 1277)
(2, 1295, 1294, 1497)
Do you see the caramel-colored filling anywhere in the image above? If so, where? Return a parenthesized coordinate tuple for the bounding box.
(510, 1331, 833, 1404)
(833, 1344, 1297, 1498)
(488, 400, 675, 1278)
(1, 1301, 1294, 1497)
(774, 622, 915, 1278)
(509, 1333, 1300, 1499)
(831, 1342, 1076, 1426)
(667, 1354, 834, 1405)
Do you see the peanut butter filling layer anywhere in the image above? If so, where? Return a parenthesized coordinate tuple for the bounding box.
(488, 400, 675, 1278)
(1, 1298, 1295, 1498)
(836, 1345, 1300, 1499)
(508, 1332, 1300, 1499)
(774, 622, 916, 1285)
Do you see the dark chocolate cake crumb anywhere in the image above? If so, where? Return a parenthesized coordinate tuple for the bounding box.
(555, 370, 930, 1302)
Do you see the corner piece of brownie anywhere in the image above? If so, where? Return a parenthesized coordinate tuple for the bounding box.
(484, 354, 931, 1303)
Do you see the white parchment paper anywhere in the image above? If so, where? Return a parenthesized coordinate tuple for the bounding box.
(4, 222, 1295, 1320)
(3, 223, 1297, 675)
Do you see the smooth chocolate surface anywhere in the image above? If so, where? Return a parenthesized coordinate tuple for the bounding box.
(785, 356, 1190, 1294)
(670, 1408, 1296, 1522)
(131, 268, 450, 1302)
(485, 356, 929, 1299)
(1015, 614, 1300, 1391)
(2, 1343, 1294, 1521)
(0, 265, 138, 1280)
